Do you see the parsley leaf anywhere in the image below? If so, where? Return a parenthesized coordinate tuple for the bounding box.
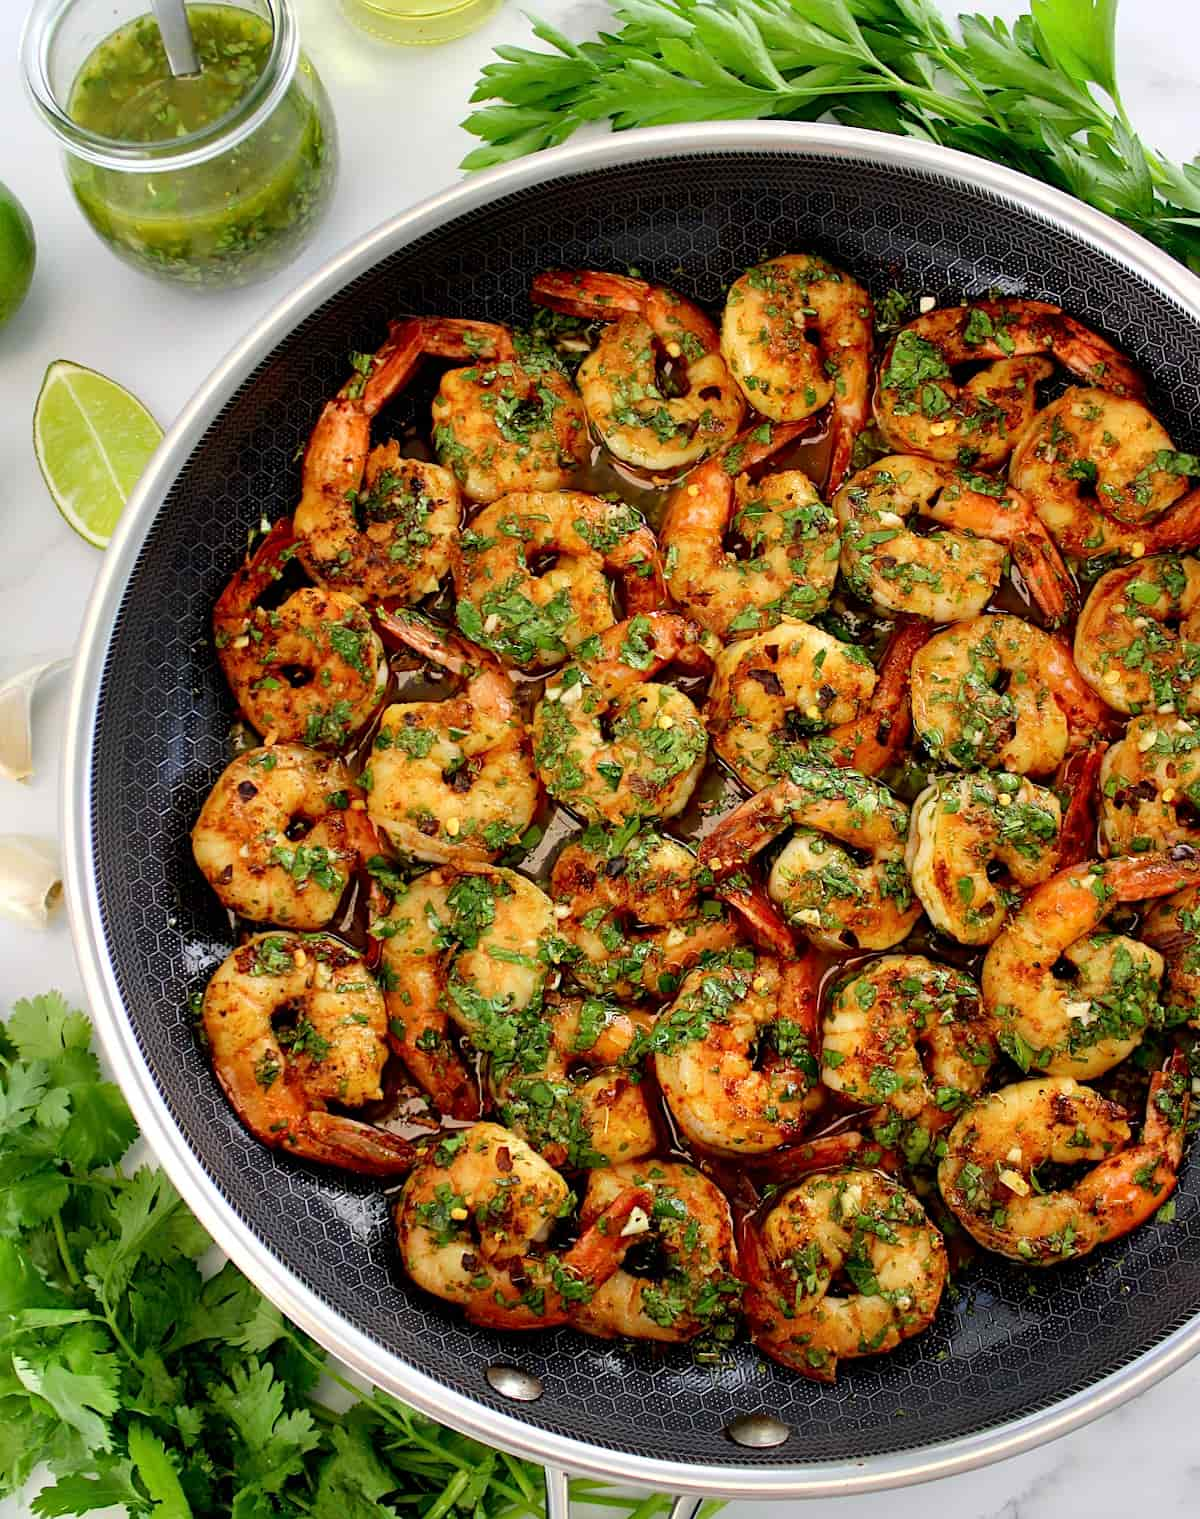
(460, 0, 1200, 276)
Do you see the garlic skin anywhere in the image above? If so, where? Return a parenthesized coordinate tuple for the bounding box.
(0, 656, 71, 784)
(0, 836, 64, 929)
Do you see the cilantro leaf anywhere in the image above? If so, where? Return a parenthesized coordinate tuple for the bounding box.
(128, 1421, 193, 1518)
(30, 1459, 144, 1518)
(0, 993, 687, 1519)
(8, 993, 93, 1065)
(13, 1329, 121, 1453)
(208, 1360, 321, 1495)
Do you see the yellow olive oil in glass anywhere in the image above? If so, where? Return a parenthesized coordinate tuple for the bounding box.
(339, 0, 501, 46)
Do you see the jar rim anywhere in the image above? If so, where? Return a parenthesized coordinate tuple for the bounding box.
(20, 0, 300, 173)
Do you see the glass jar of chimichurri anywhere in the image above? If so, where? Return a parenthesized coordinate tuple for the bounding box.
(21, 0, 337, 289)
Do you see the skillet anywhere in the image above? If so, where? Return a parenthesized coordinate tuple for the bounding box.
(63, 122, 1200, 1500)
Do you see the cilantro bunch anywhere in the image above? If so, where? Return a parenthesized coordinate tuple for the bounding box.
(460, 0, 1200, 274)
(0, 994, 689, 1519)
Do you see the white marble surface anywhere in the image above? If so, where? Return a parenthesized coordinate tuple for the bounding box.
(1, 0, 1199, 1513)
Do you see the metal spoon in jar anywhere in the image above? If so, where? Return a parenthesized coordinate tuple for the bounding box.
(152, 0, 202, 77)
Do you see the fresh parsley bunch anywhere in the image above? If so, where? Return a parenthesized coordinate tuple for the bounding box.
(461, 0, 1200, 273)
(0, 993, 689, 1519)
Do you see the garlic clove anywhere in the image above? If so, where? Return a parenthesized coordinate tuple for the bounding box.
(0, 835, 63, 929)
(0, 655, 71, 784)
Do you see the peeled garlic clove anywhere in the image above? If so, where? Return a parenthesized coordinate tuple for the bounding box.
(0, 655, 71, 784)
(0, 836, 63, 929)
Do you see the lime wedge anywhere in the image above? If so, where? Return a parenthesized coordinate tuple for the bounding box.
(33, 360, 163, 549)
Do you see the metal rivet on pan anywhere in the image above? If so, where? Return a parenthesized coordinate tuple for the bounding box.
(486, 1364, 544, 1402)
(725, 1414, 790, 1448)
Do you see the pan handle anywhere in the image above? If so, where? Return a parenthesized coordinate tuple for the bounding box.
(543, 1468, 703, 1519)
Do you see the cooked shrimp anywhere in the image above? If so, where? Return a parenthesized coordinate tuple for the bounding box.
(906, 772, 1062, 946)
(1143, 885, 1200, 1028)
(394, 1122, 651, 1328)
(767, 779, 920, 954)
(294, 320, 460, 602)
(707, 621, 876, 791)
(549, 826, 739, 1001)
(490, 995, 657, 1169)
(201, 932, 414, 1176)
(834, 455, 1074, 626)
(659, 420, 839, 639)
(213, 520, 387, 748)
(739, 1170, 947, 1381)
(707, 618, 931, 791)
(452, 491, 665, 671)
(367, 610, 538, 864)
(822, 956, 996, 1136)
(981, 850, 1200, 1078)
(702, 765, 920, 954)
(720, 254, 873, 490)
(1098, 714, 1200, 857)
(192, 745, 378, 929)
(938, 1059, 1189, 1264)
(1009, 389, 1200, 561)
(653, 952, 820, 1155)
(874, 301, 1142, 469)
(573, 1161, 739, 1342)
(531, 269, 744, 473)
(372, 863, 555, 1120)
(910, 613, 1115, 775)
(532, 613, 715, 825)
(422, 318, 588, 504)
(1073, 555, 1200, 715)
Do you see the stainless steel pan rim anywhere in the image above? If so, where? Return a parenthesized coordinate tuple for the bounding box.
(62, 119, 1200, 1499)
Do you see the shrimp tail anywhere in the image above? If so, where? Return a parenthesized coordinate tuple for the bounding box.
(376, 605, 472, 675)
(828, 615, 931, 775)
(1042, 631, 1122, 743)
(1144, 487, 1200, 556)
(359, 318, 432, 415)
(385, 996, 482, 1122)
(562, 1184, 656, 1286)
(1054, 743, 1105, 870)
(610, 532, 670, 615)
(301, 1111, 417, 1177)
(416, 317, 514, 364)
(530, 269, 650, 320)
(1008, 517, 1078, 628)
(749, 1131, 873, 1180)
(719, 881, 795, 957)
(214, 517, 298, 625)
(826, 392, 870, 496)
(1104, 845, 1200, 902)
(1053, 314, 1146, 400)
(723, 418, 819, 472)
(700, 786, 799, 952)
(587, 611, 718, 695)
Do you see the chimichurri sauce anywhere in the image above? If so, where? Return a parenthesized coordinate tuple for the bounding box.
(66, 5, 336, 287)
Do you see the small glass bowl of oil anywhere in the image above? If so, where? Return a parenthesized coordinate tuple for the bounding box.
(339, 0, 502, 46)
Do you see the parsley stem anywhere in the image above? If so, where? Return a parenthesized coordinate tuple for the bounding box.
(619, 1493, 666, 1519)
(501, 1453, 539, 1504)
(65, 1171, 131, 1190)
(422, 1466, 471, 1519)
(278, 1328, 405, 1423)
(100, 1297, 149, 1375)
(51, 1208, 80, 1287)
